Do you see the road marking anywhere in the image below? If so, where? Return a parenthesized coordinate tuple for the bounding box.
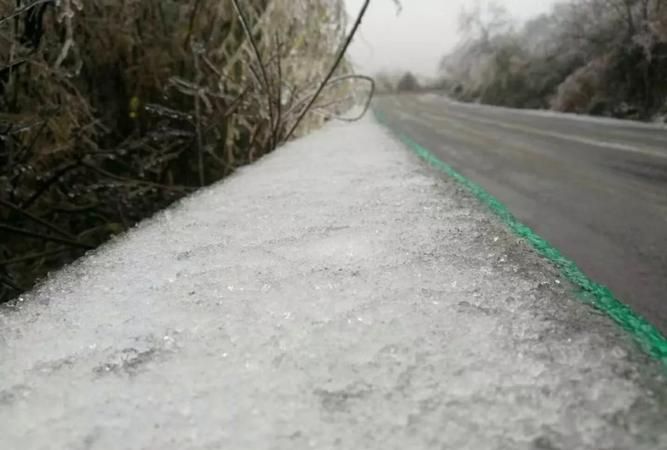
(374, 109, 667, 368)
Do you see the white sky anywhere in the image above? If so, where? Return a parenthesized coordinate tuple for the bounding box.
(345, 0, 563, 77)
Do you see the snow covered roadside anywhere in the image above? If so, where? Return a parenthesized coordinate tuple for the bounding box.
(1, 115, 665, 449)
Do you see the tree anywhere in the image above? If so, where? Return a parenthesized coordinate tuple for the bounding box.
(397, 72, 420, 92)
(374, 71, 400, 93)
(457, 0, 513, 50)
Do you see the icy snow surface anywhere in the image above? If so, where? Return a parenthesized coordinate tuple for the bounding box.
(1, 115, 666, 450)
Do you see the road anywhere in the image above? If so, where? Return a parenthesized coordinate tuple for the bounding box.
(375, 94, 667, 334)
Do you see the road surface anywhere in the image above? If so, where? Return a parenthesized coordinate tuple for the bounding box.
(375, 94, 667, 334)
(2, 116, 666, 449)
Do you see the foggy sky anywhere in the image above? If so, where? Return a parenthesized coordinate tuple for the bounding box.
(345, 0, 562, 77)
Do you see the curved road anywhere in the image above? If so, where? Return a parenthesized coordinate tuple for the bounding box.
(375, 94, 667, 334)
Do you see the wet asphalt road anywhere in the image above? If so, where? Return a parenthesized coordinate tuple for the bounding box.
(375, 94, 667, 334)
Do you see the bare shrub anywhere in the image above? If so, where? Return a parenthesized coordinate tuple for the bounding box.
(550, 57, 608, 113)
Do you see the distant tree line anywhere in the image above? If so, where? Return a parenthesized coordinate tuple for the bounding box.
(440, 0, 667, 121)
